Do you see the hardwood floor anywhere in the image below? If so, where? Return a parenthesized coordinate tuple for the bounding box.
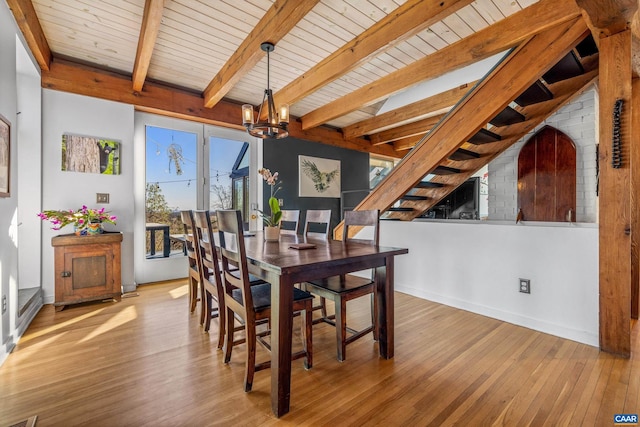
(1, 280, 638, 426)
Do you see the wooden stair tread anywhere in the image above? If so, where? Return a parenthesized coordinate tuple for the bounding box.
(575, 34, 598, 57)
(400, 195, 429, 201)
(468, 128, 502, 145)
(448, 148, 481, 161)
(489, 106, 525, 127)
(388, 207, 414, 212)
(514, 80, 553, 107)
(431, 165, 461, 175)
(542, 51, 584, 84)
(414, 181, 445, 189)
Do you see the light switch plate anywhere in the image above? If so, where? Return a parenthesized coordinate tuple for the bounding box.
(96, 193, 110, 204)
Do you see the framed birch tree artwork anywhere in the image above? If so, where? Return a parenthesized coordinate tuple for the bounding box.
(62, 133, 121, 175)
(0, 114, 10, 197)
(298, 155, 341, 198)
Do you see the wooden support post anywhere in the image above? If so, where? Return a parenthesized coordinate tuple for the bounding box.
(632, 77, 640, 320)
(599, 29, 632, 356)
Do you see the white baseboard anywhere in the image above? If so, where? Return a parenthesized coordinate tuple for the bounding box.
(16, 295, 43, 337)
(396, 284, 599, 347)
(122, 283, 136, 293)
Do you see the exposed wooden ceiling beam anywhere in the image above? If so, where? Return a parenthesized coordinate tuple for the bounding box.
(6, 0, 51, 71)
(369, 113, 446, 145)
(43, 59, 241, 127)
(266, 0, 473, 120)
(341, 82, 474, 138)
(578, 0, 640, 77)
(132, 0, 164, 92)
(203, 0, 319, 109)
(287, 119, 400, 159)
(393, 135, 425, 151)
(40, 59, 399, 158)
(300, 0, 582, 130)
(576, 0, 637, 36)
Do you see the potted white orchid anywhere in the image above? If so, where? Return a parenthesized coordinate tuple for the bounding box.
(257, 168, 282, 241)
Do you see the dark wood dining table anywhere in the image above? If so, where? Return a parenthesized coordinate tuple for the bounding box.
(241, 232, 408, 417)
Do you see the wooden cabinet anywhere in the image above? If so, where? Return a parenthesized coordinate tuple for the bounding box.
(52, 232, 123, 311)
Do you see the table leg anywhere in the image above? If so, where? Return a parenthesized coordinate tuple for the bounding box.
(163, 227, 170, 257)
(270, 273, 294, 417)
(376, 256, 394, 359)
(149, 230, 156, 256)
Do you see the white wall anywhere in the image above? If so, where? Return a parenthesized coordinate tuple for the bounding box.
(16, 36, 42, 290)
(0, 0, 19, 364)
(382, 220, 599, 346)
(488, 88, 597, 222)
(41, 90, 135, 302)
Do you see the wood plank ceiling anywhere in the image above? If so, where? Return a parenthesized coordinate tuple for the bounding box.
(6, 0, 579, 160)
(9, 0, 629, 174)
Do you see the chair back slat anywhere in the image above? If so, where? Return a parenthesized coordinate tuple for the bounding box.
(217, 210, 253, 317)
(280, 209, 300, 235)
(180, 210, 198, 267)
(303, 209, 331, 239)
(343, 209, 380, 246)
(192, 210, 222, 282)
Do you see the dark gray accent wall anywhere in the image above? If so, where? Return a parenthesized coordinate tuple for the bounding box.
(262, 137, 369, 233)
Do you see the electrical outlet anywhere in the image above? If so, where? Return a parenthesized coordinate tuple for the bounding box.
(278, 198, 283, 206)
(96, 193, 110, 204)
(2, 295, 6, 314)
(519, 278, 531, 294)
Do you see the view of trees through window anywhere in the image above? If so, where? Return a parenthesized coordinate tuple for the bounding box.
(145, 126, 196, 258)
(145, 125, 248, 259)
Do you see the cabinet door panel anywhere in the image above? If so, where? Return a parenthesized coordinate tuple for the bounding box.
(62, 245, 114, 298)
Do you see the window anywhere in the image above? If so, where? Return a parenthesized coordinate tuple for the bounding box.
(145, 125, 197, 258)
(370, 156, 396, 189)
(135, 112, 257, 283)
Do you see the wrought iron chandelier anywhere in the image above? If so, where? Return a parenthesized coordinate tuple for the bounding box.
(242, 42, 289, 139)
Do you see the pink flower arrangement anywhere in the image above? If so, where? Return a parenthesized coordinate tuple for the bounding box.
(38, 206, 117, 231)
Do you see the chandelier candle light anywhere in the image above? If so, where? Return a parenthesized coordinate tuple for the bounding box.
(242, 42, 290, 139)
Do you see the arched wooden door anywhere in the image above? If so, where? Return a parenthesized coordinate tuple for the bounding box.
(517, 126, 576, 222)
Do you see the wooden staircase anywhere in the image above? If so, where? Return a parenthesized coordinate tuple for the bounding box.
(335, 17, 598, 238)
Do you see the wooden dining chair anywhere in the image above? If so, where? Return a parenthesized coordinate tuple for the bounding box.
(180, 210, 201, 321)
(302, 209, 332, 314)
(303, 209, 331, 239)
(303, 209, 380, 362)
(279, 209, 300, 235)
(193, 210, 268, 347)
(216, 209, 314, 392)
(192, 210, 226, 348)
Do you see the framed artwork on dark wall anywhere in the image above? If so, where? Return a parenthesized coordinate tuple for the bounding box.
(61, 133, 121, 175)
(0, 114, 10, 197)
(298, 155, 341, 198)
